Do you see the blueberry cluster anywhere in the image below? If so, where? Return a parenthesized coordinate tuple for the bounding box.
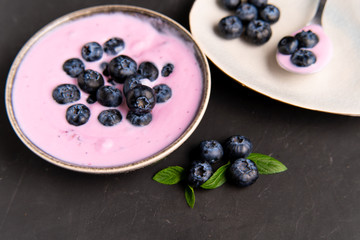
(278, 30, 319, 67)
(187, 135, 259, 188)
(52, 38, 174, 127)
(218, 0, 280, 45)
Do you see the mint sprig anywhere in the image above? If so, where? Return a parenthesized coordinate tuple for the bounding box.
(152, 166, 184, 185)
(152, 153, 287, 208)
(248, 153, 287, 175)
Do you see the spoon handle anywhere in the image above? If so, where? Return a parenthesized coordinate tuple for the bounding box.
(310, 0, 328, 26)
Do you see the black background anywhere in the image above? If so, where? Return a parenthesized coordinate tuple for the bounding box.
(1, 0, 359, 239)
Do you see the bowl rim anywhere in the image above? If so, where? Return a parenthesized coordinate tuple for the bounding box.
(5, 5, 211, 174)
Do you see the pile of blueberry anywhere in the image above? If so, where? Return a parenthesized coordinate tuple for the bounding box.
(277, 30, 319, 67)
(187, 135, 258, 188)
(217, 0, 280, 45)
(52, 38, 174, 127)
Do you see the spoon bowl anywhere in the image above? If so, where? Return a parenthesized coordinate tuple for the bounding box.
(276, 0, 333, 74)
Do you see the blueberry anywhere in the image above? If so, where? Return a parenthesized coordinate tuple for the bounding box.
(278, 36, 299, 55)
(221, 0, 241, 10)
(235, 3, 258, 22)
(218, 15, 244, 39)
(228, 158, 259, 187)
(199, 140, 224, 164)
(161, 63, 174, 77)
(225, 135, 253, 159)
(246, 19, 272, 45)
(187, 161, 213, 188)
(295, 30, 319, 48)
(81, 42, 103, 62)
(126, 85, 156, 113)
(66, 104, 90, 126)
(138, 62, 159, 82)
(290, 49, 316, 67)
(100, 62, 110, 77)
(77, 69, 104, 94)
(108, 55, 137, 83)
(62, 58, 85, 78)
(98, 109, 122, 127)
(52, 84, 80, 104)
(103, 37, 125, 55)
(153, 84, 172, 103)
(96, 85, 123, 107)
(126, 111, 152, 127)
(260, 4, 280, 24)
(248, 0, 267, 8)
(123, 74, 143, 96)
(86, 94, 97, 104)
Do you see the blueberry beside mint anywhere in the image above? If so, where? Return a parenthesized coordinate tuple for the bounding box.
(290, 49, 316, 67)
(138, 62, 159, 81)
(103, 37, 125, 55)
(96, 85, 123, 107)
(108, 55, 137, 83)
(126, 85, 156, 114)
(225, 135, 253, 159)
(126, 111, 153, 127)
(199, 140, 224, 164)
(295, 30, 319, 48)
(228, 158, 259, 187)
(218, 15, 244, 39)
(81, 42, 103, 62)
(246, 19, 272, 45)
(235, 3, 258, 22)
(259, 4, 280, 24)
(52, 84, 80, 104)
(278, 36, 299, 55)
(98, 109, 122, 127)
(77, 69, 104, 94)
(161, 63, 174, 77)
(187, 161, 213, 188)
(63, 58, 85, 78)
(66, 104, 91, 126)
(153, 84, 172, 103)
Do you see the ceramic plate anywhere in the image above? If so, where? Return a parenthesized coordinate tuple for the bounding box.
(190, 0, 360, 116)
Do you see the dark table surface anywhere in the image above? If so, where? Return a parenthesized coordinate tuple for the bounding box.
(1, 0, 360, 239)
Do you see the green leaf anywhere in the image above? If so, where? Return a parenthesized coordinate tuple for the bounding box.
(185, 185, 195, 208)
(152, 166, 184, 185)
(248, 153, 287, 175)
(200, 161, 231, 189)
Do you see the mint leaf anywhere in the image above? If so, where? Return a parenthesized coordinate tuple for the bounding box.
(152, 166, 184, 185)
(248, 153, 287, 175)
(185, 185, 195, 208)
(200, 161, 231, 189)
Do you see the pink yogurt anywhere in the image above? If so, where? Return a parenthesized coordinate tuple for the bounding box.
(11, 12, 204, 168)
(276, 24, 333, 74)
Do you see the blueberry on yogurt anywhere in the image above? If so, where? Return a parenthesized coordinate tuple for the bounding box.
(103, 37, 125, 55)
(62, 58, 85, 78)
(126, 111, 153, 127)
(290, 49, 316, 67)
(77, 69, 104, 94)
(98, 109, 122, 127)
(66, 104, 91, 126)
(52, 84, 80, 104)
(153, 84, 172, 103)
(81, 42, 103, 62)
(108, 55, 137, 83)
(138, 61, 159, 82)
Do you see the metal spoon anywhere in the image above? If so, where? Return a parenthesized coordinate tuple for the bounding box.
(276, 0, 333, 74)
